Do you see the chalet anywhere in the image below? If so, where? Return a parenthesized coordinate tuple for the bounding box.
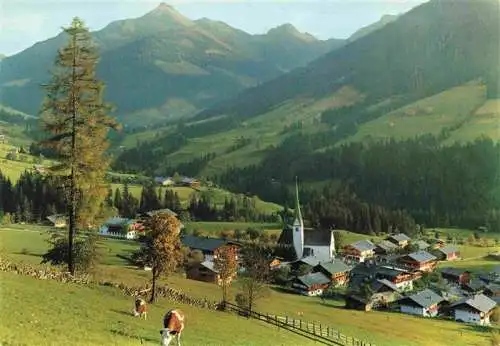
(345, 295, 373, 311)
(415, 240, 430, 250)
(181, 177, 200, 188)
(154, 176, 174, 186)
(343, 240, 376, 263)
(145, 208, 178, 217)
(433, 245, 460, 261)
(99, 217, 142, 239)
(292, 272, 330, 296)
(399, 251, 437, 272)
(290, 256, 321, 272)
(181, 235, 241, 262)
(375, 266, 417, 291)
(440, 268, 471, 285)
(399, 289, 445, 317)
(313, 260, 351, 286)
(374, 240, 398, 256)
(278, 180, 335, 262)
(370, 279, 401, 307)
(186, 260, 219, 283)
(46, 214, 67, 228)
(387, 233, 411, 248)
(450, 294, 497, 325)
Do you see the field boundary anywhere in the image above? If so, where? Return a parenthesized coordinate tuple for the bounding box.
(224, 301, 375, 346)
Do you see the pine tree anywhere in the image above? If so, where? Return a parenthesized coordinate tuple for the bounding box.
(39, 17, 119, 274)
(114, 188, 123, 212)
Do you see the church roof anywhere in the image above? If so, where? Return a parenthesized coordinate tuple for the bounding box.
(278, 226, 333, 247)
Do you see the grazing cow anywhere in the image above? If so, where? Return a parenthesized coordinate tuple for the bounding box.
(133, 297, 148, 320)
(160, 309, 185, 346)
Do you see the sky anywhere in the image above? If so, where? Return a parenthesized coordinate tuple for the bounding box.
(1, 0, 427, 56)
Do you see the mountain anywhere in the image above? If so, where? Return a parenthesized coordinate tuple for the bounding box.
(0, 3, 343, 126)
(113, 0, 500, 179)
(347, 14, 399, 42)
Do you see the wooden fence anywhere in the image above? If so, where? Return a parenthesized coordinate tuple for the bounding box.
(223, 301, 375, 346)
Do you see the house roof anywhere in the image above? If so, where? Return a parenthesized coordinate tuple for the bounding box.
(376, 240, 398, 252)
(401, 289, 444, 308)
(415, 240, 430, 250)
(104, 217, 133, 226)
(403, 251, 437, 263)
(295, 256, 321, 267)
(146, 208, 178, 217)
(315, 260, 351, 275)
(372, 279, 399, 292)
(376, 266, 411, 279)
(437, 245, 459, 255)
(388, 233, 411, 242)
(296, 272, 330, 288)
(200, 260, 217, 273)
(46, 214, 66, 224)
(181, 235, 239, 252)
(464, 279, 487, 291)
(451, 294, 497, 313)
(350, 240, 376, 252)
(440, 267, 468, 278)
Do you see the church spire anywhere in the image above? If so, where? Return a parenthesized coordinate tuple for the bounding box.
(294, 176, 303, 223)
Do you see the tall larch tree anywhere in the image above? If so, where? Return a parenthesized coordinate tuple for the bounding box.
(39, 17, 119, 275)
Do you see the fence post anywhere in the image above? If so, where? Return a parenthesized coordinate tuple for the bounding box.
(275, 315, 278, 330)
(320, 323, 322, 336)
(285, 316, 288, 325)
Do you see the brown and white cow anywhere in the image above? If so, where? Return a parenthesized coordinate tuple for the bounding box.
(160, 309, 185, 346)
(133, 297, 148, 320)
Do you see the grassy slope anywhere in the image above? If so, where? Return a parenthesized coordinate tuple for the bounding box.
(0, 143, 54, 181)
(346, 82, 494, 144)
(0, 226, 494, 346)
(1, 272, 314, 346)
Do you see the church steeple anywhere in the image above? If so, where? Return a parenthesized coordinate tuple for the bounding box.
(294, 176, 303, 223)
(292, 176, 304, 259)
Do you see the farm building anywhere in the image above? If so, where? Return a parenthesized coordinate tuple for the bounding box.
(415, 240, 430, 250)
(181, 235, 241, 262)
(342, 240, 376, 263)
(375, 266, 418, 291)
(374, 240, 398, 255)
(292, 272, 330, 296)
(46, 214, 67, 228)
(440, 268, 471, 285)
(433, 245, 460, 261)
(186, 260, 219, 283)
(154, 176, 174, 186)
(399, 289, 445, 317)
(462, 279, 487, 294)
(398, 251, 437, 272)
(312, 260, 351, 286)
(450, 294, 497, 325)
(386, 233, 411, 248)
(99, 217, 142, 239)
(345, 295, 372, 311)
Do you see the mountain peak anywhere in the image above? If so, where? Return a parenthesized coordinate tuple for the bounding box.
(267, 23, 317, 41)
(141, 2, 193, 27)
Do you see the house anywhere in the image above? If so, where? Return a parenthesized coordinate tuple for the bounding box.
(277, 179, 335, 262)
(462, 279, 488, 294)
(181, 177, 200, 188)
(312, 260, 351, 286)
(433, 245, 460, 261)
(99, 217, 142, 239)
(46, 214, 67, 228)
(343, 240, 376, 263)
(440, 268, 471, 285)
(375, 266, 417, 291)
(154, 176, 174, 186)
(399, 289, 445, 317)
(290, 256, 321, 273)
(450, 294, 497, 325)
(484, 283, 500, 297)
(145, 208, 178, 217)
(181, 235, 241, 262)
(387, 233, 411, 248)
(345, 295, 373, 311)
(398, 251, 437, 272)
(370, 279, 401, 307)
(186, 260, 219, 283)
(415, 240, 430, 250)
(374, 240, 398, 256)
(292, 272, 331, 296)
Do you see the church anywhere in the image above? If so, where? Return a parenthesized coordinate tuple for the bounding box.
(277, 179, 336, 262)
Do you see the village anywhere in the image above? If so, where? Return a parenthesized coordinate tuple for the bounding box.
(43, 179, 500, 328)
